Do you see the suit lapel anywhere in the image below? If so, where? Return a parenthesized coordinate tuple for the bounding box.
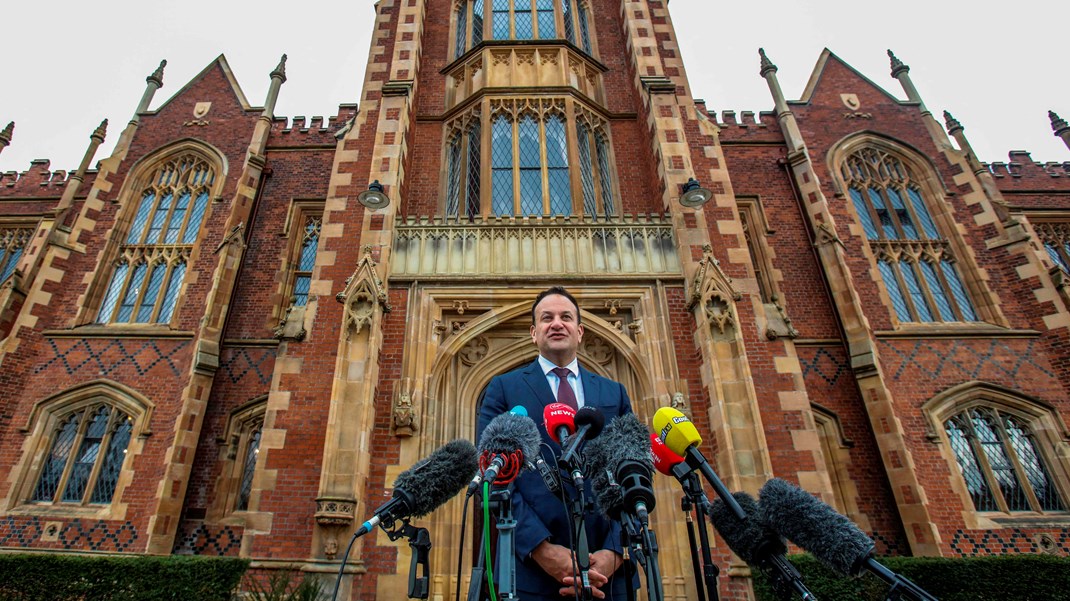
(521, 360, 556, 409)
(579, 366, 604, 409)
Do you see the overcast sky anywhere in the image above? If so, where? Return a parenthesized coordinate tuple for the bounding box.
(1, 0, 1066, 174)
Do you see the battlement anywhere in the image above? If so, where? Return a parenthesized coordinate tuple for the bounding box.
(267, 104, 358, 148)
(983, 151, 1070, 192)
(0, 159, 98, 197)
(694, 101, 777, 129)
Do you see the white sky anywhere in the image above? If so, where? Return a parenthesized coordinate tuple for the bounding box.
(1, 0, 1067, 174)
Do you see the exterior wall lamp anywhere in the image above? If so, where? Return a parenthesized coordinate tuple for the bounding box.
(358, 180, 389, 209)
(679, 177, 712, 208)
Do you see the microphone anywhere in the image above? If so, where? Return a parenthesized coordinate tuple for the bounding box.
(650, 433, 711, 510)
(652, 407, 746, 520)
(544, 402, 576, 446)
(468, 406, 528, 496)
(470, 405, 541, 495)
(585, 413, 657, 526)
(356, 438, 478, 537)
(759, 478, 937, 601)
(559, 406, 605, 466)
(710, 491, 816, 601)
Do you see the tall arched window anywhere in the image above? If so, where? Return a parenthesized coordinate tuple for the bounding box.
(97, 154, 215, 324)
(31, 403, 134, 505)
(0, 226, 33, 282)
(841, 147, 977, 323)
(446, 97, 616, 219)
(453, 0, 594, 59)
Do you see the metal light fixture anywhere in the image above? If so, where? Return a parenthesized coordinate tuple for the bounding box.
(679, 177, 712, 208)
(357, 180, 389, 209)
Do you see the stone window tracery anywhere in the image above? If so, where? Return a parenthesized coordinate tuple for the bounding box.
(97, 154, 214, 325)
(841, 148, 978, 324)
(1034, 222, 1070, 273)
(452, 0, 593, 59)
(291, 213, 322, 307)
(234, 416, 263, 512)
(0, 226, 33, 283)
(445, 98, 616, 219)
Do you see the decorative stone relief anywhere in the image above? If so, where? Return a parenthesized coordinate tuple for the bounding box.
(336, 245, 390, 339)
(273, 304, 307, 341)
(459, 335, 490, 365)
(393, 384, 417, 437)
(670, 392, 687, 410)
(604, 299, 622, 315)
(764, 295, 800, 340)
(813, 222, 844, 248)
(583, 334, 614, 366)
(314, 496, 356, 560)
(688, 245, 742, 336)
(453, 300, 469, 314)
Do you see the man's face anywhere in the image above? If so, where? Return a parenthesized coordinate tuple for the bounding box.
(530, 293, 584, 366)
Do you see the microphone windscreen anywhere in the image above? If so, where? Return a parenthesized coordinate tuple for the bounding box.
(479, 409, 541, 463)
(393, 438, 479, 517)
(652, 407, 703, 456)
(649, 433, 684, 476)
(710, 491, 786, 565)
(585, 413, 653, 517)
(574, 406, 606, 440)
(758, 478, 875, 576)
(543, 402, 576, 444)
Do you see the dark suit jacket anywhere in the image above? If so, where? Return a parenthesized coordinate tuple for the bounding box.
(476, 358, 634, 600)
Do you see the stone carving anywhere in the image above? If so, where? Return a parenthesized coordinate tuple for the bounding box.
(315, 496, 356, 560)
(603, 299, 622, 315)
(453, 300, 470, 314)
(688, 245, 742, 336)
(336, 245, 390, 339)
(764, 295, 799, 340)
(813, 222, 843, 248)
(393, 390, 417, 437)
(273, 305, 307, 341)
(583, 334, 613, 365)
(459, 335, 490, 366)
(670, 392, 687, 410)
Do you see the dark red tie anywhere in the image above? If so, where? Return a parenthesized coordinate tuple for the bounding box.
(552, 367, 578, 410)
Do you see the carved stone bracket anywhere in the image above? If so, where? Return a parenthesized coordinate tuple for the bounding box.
(336, 245, 391, 339)
(315, 496, 357, 560)
(764, 295, 800, 340)
(688, 245, 742, 336)
(670, 392, 687, 410)
(813, 222, 844, 248)
(214, 222, 247, 254)
(273, 304, 307, 341)
(392, 381, 418, 438)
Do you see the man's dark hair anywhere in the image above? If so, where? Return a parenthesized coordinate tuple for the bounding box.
(531, 286, 581, 325)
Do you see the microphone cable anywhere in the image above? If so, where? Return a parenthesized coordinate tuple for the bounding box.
(482, 481, 498, 601)
(453, 490, 472, 601)
(546, 440, 583, 601)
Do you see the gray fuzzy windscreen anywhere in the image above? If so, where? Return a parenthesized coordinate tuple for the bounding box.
(710, 491, 786, 565)
(758, 478, 874, 576)
(478, 411, 541, 462)
(585, 413, 652, 516)
(393, 439, 479, 517)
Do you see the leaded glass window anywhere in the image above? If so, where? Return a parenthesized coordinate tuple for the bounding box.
(944, 407, 1064, 513)
(842, 148, 978, 323)
(1034, 222, 1070, 273)
(236, 418, 263, 511)
(453, 0, 594, 56)
(0, 226, 33, 283)
(31, 404, 134, 505)
(291, 214, 321, 307)
(98, 154, 213, 324)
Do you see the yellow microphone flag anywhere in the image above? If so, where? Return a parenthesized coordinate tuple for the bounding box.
(652, 407, 702, 456)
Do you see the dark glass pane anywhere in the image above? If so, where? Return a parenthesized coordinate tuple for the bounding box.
(888, 188, 918, 239)
(972, 409, 1030, 511)
(546, 117, 570, 215)
(850, 188, 879, 239)
(127, 191, 156, 244)
(237, 423, 263, 511)
(145, 193, 173, 244)
(63, 407, 111, 502)
(1004, 416, 1063, 511)
(536, 0, 555, 38)
(90, 413, 133, 504)
(293, 275, 311, 307)
(491, 117, 513, 215)
(466, 123, 482, 219)
(900, 262, 933, 322)
(164, 191, 190, 244)
(447, 133, 462, 217)
(878, 260, 911, 321)
(946, 416, 998, 511)
(472, 0, 484, 44)
(941, 261, 977, 321)
(135, 262, 167, 323)
(562, 0, 575, 43)
(577, 1, 591, 52)
(868, 187, 897, 239)
(492, 0, 510, 38)
(32, 413, 82, 502)
(515, 0, 534, 39)
(576, 123, 597, 216)
(97, 262, 129, 323)
(116, 262, 148, 323)
(907, 187, 939, 239)
(183, 191, 209, 244)
(157, 262, 186, 323)
(298, 222, 320, 272)
(920, 260, 955, 321)
(455, 5, 468, 57)
(1045, 243, 1067, 271)
(596, 133, 613, 217)
(517, 116, 542, 215)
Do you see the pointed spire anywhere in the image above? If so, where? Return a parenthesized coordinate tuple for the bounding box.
(1051, 110, 1068, 133)
(147, 59, 167, 87)
(758, 48, 778, 77)
(271, 54, 288, 83)
(0, 121, 12, 147)
(888, 49, 908, 77)
(943, 110, 962, 134)
(91, 119, 109, 144)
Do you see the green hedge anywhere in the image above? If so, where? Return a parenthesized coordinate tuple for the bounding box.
(0, 554, 249, 601)
(753, 554, 1070, 601)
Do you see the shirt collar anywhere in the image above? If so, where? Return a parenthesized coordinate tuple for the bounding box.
(538, 355, 579, 377)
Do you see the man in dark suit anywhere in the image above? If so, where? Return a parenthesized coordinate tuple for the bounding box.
(477, 287, 634, 600)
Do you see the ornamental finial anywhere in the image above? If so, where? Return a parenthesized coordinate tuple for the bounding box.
(758, 48, 777, 77)
(271, 54, 288, 83)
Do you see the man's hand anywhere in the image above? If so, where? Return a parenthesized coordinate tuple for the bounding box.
(589, 550, 622, 578)
(531, 541, 577, 584)
(553, 549, 622, 598)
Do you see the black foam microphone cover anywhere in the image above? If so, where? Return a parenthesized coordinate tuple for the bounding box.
(478, 409, 541, 462)
(586, 413, 654, 518)
(758, 478, 875, 576)
(393, 438, 479, 517)
(710, 491, 786, 565)
(574, 405, 606, 439)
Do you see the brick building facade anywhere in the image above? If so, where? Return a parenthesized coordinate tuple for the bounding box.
(1, 1, 1069, 599)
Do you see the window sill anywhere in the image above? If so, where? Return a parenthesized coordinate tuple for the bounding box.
(6, 502, 119, 521)
(987, 513, 1070, 528)
(875, 323, 1040, 339)
(44, 325, 196, 339)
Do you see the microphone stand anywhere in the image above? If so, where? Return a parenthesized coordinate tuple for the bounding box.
(382, 521, 432, 600)
(559, 451, 595, 600)
(469, 484, 519, 600)
(681, 495, 708, 601)
(620, 512, 664, 601)
(681, 473, 719, 601)
(864, 558, 938, 601)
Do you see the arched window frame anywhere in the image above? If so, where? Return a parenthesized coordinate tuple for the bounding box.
(9, 381, 152, 518)
(451, 0, 596, 61)
(215, 397, 267, 516)
(923, 382, 1070, 527)
(829, 135, 1004, 328)
(83, 141, 225, 328)
(442, 96, 619, 220)
(0, 224, 35, 284)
